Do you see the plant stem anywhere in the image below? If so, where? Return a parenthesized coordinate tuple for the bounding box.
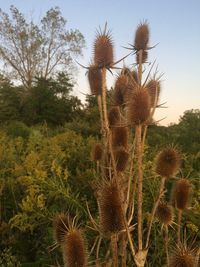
(177, 209, 182, 244)
(145, 176, 166, 248)
(164, 226, 169, 267)
(111, 234, 118, 267)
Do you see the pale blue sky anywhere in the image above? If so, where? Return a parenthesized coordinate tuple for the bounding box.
(0, 0, 200, 125)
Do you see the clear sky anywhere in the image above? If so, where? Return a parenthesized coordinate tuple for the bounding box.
(0, 0, 200, 125)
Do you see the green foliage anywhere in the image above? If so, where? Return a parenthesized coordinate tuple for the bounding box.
(5, 121, 31, 139)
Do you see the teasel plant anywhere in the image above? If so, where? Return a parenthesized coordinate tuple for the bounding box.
(52, 22, 199, 267)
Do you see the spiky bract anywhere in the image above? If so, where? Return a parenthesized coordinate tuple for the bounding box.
(136, 50, 148, 64)
(108, 107, 120, 127)
(63, 228, 87, 267)
(146, 79, 161, 107)
(155, 147, 180, 178)
(156, 202, 174, 226)
(53, 213, 69, 245)
(114, 146, 129, 172)
(94, 28, 113, 68)
(169, 245, 195, 267)
(134, 23, 149, 51)
(92, 143, 103, 162)
(113, 74, 130, 106)
(88, 66, 102, 95)
(173, 179, 192, 210)
(128, 88, 150, 125)
(112, 126, 128, 148)
(98, 181, 124, 234)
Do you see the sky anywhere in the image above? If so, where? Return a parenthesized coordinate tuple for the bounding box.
(0, 0, 200, 125)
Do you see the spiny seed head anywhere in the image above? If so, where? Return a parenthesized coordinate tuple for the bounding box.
(53, 213, 69, 245)
(146, 79, 161, 107)
(128, 88, 151, 125)
(173, 178, 192, 210)
(169, 245, 195, 267)
(155, 147, 180, 178)
(134, 22, 149, 51)
(156, 202, 174, 226)
(136, 50, 148, 64)
(98, 180, 124, 234)
(113, 74, 130, 106)
(114, 147, 129, 172)
(108, 107, 120, 127)
(88, 65, 102, 95)
(63, 228, 87, 267)
(112, 126, 128, 148)
(94, 27, 113, 68)
(91, 143, 103, 162)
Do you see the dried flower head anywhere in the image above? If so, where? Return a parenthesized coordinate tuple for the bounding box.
(156, 202, 174, 226)
(98, 180, 124, 234)
(136, 50, 148, 64)
(173, 178, 192, 210)
(128, 88, 151, 125)
(114, 146, 129, 172)
(112, 126, 128, 148)
(108, 107, 120, 127)
(169, 244, 196, 267)
(155, 147, 180, 178)
(53, 213, 69, 245)
(134, 22, 149, 51)
(146, 79, 161, 107)
(113, 74, 130, 106)
(88, 65, 102, 95)
(63, 228, 87, 267)
(92, 143, 103, 162)
(94, 26, 113, 68)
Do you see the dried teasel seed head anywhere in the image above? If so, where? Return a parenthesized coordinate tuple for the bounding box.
(155, 147, 180, 178)
(63, 228, 87, 267)
(173, 178, 192, 210)
(53, 213, 69, 245)
(112, 126, 128, 148)
(146, 79, 161, 107)
(134, 22, 149, 51)
(88, 65, 102, 95)
(114, 146, 129, 172)
(94, 26, 114, 68)
(113, 74, 130, 106)
(156, 202, 174, 226)
(108, 107, 120, 127)
(169, 245, 196, 267)
(91, 143, 103, 162)
(136, 50, 148, 64)
(98, 180, 124, 234)
(128, 88, 151, 125)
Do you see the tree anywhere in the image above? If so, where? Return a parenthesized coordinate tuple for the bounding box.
(0, 6, 85, 88)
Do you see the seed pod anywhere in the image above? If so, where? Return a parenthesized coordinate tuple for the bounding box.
(92, 143, 103, 162)
(108, 107, 120, 127)
(63, 228, 87, 267)
(134, 23, 149, 51)
(128, 88, 150, 125)
(173, 178, 192, 210)
(146, 79, 161, 107)
(98, 181, 124, 234)
(156, 202, 174, 226)
(94, 28, 113, 68)
(169, 245, 195, 267)
(53, 213, 69, 245)
(112, 126, 128, 148)
(114, 146, 129, 172)
(113, 74, 130, 106)
(88, 66, 102, 95)
(155, 147, 180, 178)
(136, 50, 148, 64)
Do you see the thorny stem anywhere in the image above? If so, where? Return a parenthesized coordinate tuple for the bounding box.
(145, 176, 166, 248)
(136, 125, 143, 250)
(120, 234, 127, 267)
(177, 210, 182, 244)
(164, 226, 169, 267)
(111, 234, 119, 267)
(97, 95, 104, 134)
